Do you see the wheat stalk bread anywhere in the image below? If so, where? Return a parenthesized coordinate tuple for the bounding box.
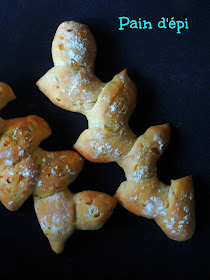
(37, 21, 195, 241)
(0, 82, 117, 253)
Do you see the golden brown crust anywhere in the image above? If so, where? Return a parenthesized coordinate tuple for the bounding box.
(0, 86, 76, 206)
(0, 83, 84, 212)
(74, 191, 117, 230)
(73, 126, 136, 163)
(0, 116, 51, 166)
(0, 155, 39, 210)
(117, 124, 170, 181)
(37, 21, 195, 241)
(155, 176, 195, 241)
(32, 148, 83, 197)
(0, 82, 117, 253)
(0, 107, 53, 210)
(37, 21, 103, 114)
(52, 21, 97, 69)
(115, 178, 169, 219)
(115, 124, 195, 240)
(73, 69, 137, 162)
(34, 189, 117, 253)
(0, 82, 16, 110)
(86, 69, 137, 130)
(115, 176, 195, 241)
(34, 189, 76, 254)
(37, 66, 104, 114)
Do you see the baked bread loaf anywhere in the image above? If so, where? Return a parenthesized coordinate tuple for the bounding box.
(37, 21, 195, 241)
(0, 82, 117, 253)
(34, 189, 116, 254)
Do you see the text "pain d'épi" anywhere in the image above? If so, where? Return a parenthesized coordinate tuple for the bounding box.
(118, 17, 189, 34)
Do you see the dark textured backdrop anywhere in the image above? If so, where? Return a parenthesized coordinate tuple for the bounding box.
(0, 1, 209, 279)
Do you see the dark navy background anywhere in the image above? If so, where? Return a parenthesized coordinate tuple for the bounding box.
(0, 1, 209, 279)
